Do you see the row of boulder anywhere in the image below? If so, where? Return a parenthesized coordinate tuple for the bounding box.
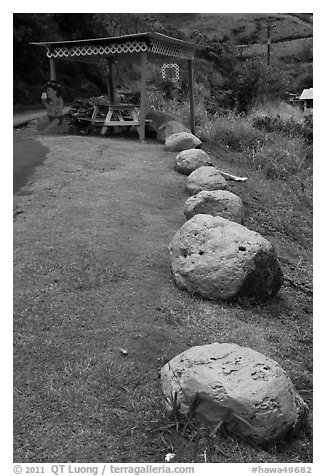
(147, 114, 308, 445)
(162, 129, 284, 303)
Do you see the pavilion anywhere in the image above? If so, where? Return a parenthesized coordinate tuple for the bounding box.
(31, 32, 198, 141)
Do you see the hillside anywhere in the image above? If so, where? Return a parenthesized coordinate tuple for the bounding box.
(157, 13, 313, 45)
(155, 13, 313, 96)
(156, 13, 313, 71)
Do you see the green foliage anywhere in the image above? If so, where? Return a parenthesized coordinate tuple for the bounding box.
(298, 42, 313, 62)
(250, 137, 313, 199)
(176, 31, 290, 115)
(197, 111, 265, 151)
(13, 14, 57, 92)
(177, 13, 312, 45)
(240, 37, 313, 94)
(303, 115, 313, 144)
(13, 13, 109, 106)
(159, 91, 312, 205)
(293, 68, 313, 92)
(226, 60, 289, 113)
(190, 31, 238, 77)
(250, 105, 313, 144)
(252, 115, 303, 136)
(52, 13, 108, 40)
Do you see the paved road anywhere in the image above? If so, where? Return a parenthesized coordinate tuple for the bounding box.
(13, 109, 47, 127)
(13, 107, 70, 127)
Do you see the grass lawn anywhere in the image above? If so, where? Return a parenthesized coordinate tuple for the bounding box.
(13, 127, 312, 463)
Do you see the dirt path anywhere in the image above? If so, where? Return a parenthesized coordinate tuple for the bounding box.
(13, 133, 312, 463)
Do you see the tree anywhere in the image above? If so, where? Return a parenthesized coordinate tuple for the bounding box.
(52, 13, 107, 40)
(189, 31, 238, 76)
(226, 60, 289, 112)
(13, 14, 59, 103)
(13, 13, 109, 104)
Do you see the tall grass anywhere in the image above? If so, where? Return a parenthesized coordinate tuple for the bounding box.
(148, 86, 312, 183)
(146, 83, 211, 129)
(249, 101, 305, 123)
(157, 93, 312, 206)
(196, 110, 266, 151)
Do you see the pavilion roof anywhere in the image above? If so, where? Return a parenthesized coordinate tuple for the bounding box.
(31, 32, 198, 63)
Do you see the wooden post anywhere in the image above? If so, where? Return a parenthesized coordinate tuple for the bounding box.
(139, 51, 147, 142)
(108, 59, 117, 103)
(49, 58, 56, 81)
(107, 68, 110, 98)
(188, 59, 195, 134)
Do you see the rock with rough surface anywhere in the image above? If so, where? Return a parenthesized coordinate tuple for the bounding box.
(165, 132, 202, 152)
(145, 110, 176, 133)
(186, 166, 227, 195)
(161, 342, 308, 443)
(184, 190, 244, 223)
(175, 149, 212, 175)
(168, 214, 283, 301)
(157, 121, 190, 143)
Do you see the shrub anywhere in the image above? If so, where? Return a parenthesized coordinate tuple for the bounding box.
(225, 61, 289, 113)
(248, 136, 312, 184)
(303, 114, 313, 144)
(250, 102, 313, 144)
(197, 110, 265, 152)
(250, 101, 305, 122)
(145, 81, 211, 131)
(252, 115, 305, 137)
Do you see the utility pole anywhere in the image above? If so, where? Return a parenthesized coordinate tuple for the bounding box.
(240, 45, 244, 67)
(267, 20, 271, 66)
(236, 45, 247, 67)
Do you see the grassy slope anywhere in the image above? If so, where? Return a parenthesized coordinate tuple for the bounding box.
(161, 13, 312, 44)
(240, 37, 312, 64)
(183, 13, 313, 69)
(13, 127, 312, 463)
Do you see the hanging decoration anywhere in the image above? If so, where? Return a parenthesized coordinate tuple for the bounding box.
(161, 63, 180, 83)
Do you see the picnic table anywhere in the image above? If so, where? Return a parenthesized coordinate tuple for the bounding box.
(67, 98, 153, 138)
(86, 100, 140, 135)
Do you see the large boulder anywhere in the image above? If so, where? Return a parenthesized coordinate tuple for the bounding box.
(186, 166, 227, 195)
(168, 214, 283, 301)
(175, 149, 212, 175)
(165, 132, 202, 152)
(161, 342, 308, 443)
(184, 190, 244, 224)
(157, 121, 190, 143)
(145, 110, 176, 133)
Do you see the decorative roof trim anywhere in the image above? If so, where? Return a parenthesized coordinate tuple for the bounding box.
(31, 32, 196, 61)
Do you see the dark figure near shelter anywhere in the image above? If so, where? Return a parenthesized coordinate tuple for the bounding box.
(41, 80, 64, 125)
